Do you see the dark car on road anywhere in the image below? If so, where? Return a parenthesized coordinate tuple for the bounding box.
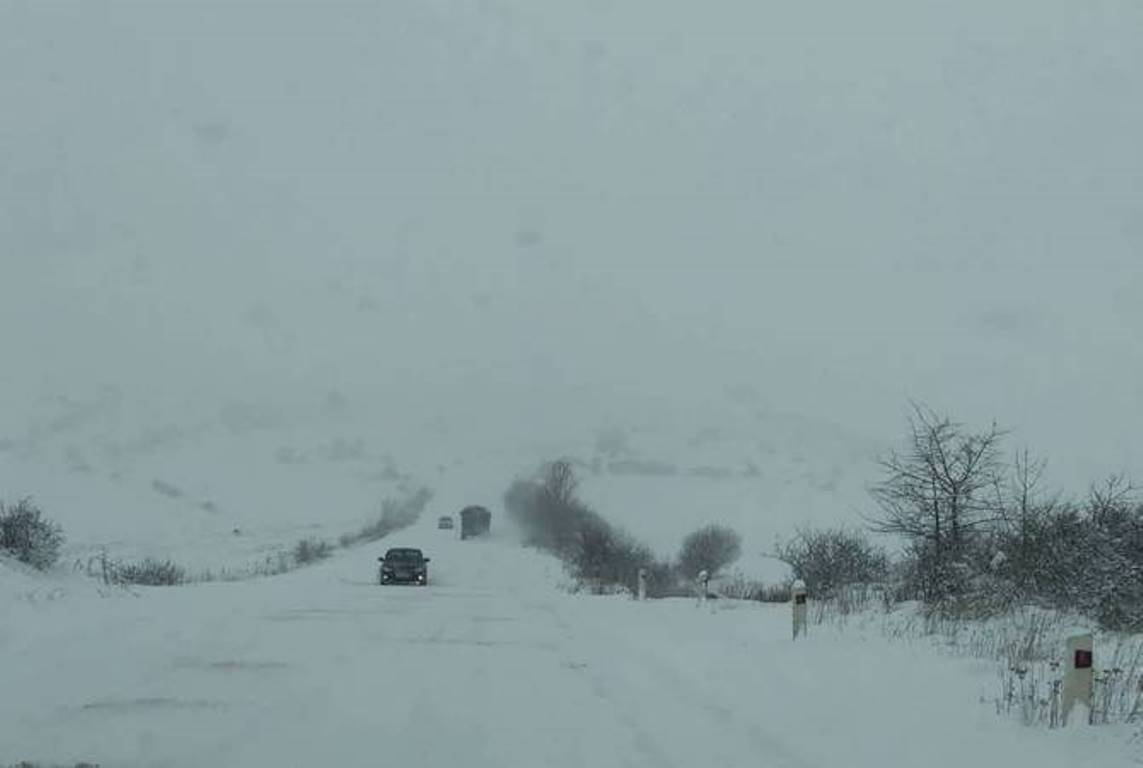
(378, 547, 430, 586)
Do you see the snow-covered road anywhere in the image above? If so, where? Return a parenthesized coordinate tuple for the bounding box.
(1, 526, 1131, 767)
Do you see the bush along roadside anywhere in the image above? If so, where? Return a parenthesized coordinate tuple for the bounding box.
(0, 498, 64, 571)
(505, 460, 659, 596)
(505, 460, 745, 599)
(80, 552, 188, 587)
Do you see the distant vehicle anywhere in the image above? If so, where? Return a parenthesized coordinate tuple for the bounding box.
(437, 516, 454, 530)
(459, 506, 492, 540)
(378, 547, 430, 586)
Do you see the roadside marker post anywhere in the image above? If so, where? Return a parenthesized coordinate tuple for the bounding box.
(637, 568, 647, 601)
(697, 570, 710, 605)
(1062, 633, 1094, 726)
(792, 580, 808, 640)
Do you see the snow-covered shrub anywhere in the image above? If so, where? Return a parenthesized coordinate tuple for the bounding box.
(0, 498, 64, 571)
(716, 574, 791, 602)
(677, 524, 741, 581)
(293, 537, 333, 564)
(567, 519, 658, 595)
(83, 551, 187, 586)
(775, 526, 889, 598)
(944, 475, 1143, 630)
(864, 406, 1143, 631)
(114, 557, 187, 586)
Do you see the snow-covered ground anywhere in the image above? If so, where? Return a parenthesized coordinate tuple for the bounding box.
(2, 516, 1134, 767)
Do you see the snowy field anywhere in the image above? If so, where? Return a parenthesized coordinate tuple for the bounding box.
(3, 516, 1135, 767)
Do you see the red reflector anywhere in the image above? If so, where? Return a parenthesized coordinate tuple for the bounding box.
(1075, 649, 1093, 669)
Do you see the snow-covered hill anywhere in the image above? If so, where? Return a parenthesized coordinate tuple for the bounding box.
(0, 372, 875, 574)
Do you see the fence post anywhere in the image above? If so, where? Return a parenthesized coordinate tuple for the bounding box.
(1062, 633, 1094, 726)
(792, 580, 808, 640)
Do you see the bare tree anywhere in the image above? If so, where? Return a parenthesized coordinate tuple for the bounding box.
(1087, 473, 1135, 527)
(540, 459, 579, 509)
(867, 404, 1006, 600)
(678, 524, 741, 579)
(992, 448, 1060, 590)
(1008, 449, 1048, 521)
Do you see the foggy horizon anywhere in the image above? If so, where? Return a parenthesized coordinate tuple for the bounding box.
(3, 0, 1140, 490)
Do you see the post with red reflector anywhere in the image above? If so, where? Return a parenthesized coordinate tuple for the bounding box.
(1062, 633, 1094, 725)
(792, 580, 808, 641)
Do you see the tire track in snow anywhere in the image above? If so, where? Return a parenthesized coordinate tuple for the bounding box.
(626, 643, 820, 768)
(554, 601, 820, 768)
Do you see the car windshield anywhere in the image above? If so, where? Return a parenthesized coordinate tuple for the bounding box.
(386, 550, 423, 562)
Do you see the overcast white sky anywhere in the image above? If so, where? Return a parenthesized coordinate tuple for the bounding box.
(2, 0, 1141, 489)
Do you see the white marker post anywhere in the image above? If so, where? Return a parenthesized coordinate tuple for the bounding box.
(792, 580, 808, 641)
(1062, 633, 1094, 726)
(698, 569, 710, 605)
(637, 568, 647, 601)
